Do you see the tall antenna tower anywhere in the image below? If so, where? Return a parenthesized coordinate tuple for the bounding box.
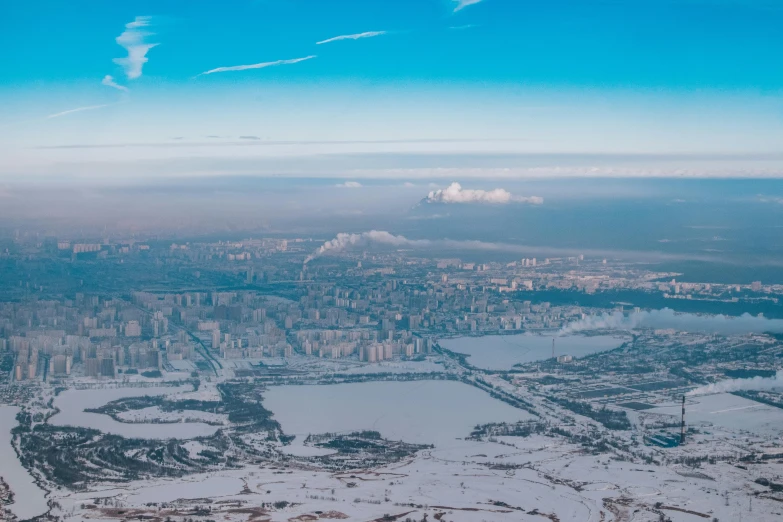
(680, 395, 686, 444)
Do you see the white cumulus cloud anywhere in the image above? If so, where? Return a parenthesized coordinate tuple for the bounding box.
(316, 31, 387, 45)
(197, 56, 316, 76)
(102, 75, 129, 92)
(425, 182, 543, 205)
(336, 181, 362, 188)
(113, 16, 158, 80)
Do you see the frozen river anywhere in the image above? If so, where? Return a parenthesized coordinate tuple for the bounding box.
(439, 333, 626, 370)
(50, 386, 220, 440)
(264, 380, 533, 447)
(0, 406, 49, 521)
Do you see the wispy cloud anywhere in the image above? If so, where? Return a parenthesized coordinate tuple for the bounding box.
(46, 104, 112, 119)
(197, 55, 316, 76)
(453, 0, 483, 12)
(336, 181, 362, 188)
(113, 16, 158, 80)
(102, 75, 129, 92)
(758, 194, 783, 204)
(316, 31, 388, 45)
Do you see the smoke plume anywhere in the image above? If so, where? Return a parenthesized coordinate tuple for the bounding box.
(304, 231, 431, 263)
(303, 231, 720, 265)
(561, 308, 783, 336)
(688, 371, 783, 396)
(425, 182, 543, 205)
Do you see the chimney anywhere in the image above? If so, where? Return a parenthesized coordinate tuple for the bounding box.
(680, 395, 686, 444)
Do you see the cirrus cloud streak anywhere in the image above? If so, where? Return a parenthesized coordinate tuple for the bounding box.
(316, 31, 387, 45)
(197, 55, 316, 76)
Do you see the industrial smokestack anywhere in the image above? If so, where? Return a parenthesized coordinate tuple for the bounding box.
(680, 395, 686, 444)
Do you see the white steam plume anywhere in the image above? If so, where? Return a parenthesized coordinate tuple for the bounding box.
(688, 371, 783, 396)
(304, 231, 723, 265)
(561, 308, 783, 336)
(304, 231, 431, 263)
(426, 182, 543, 205)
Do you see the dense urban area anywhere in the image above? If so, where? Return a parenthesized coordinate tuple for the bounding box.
(1, 233, 782, 522)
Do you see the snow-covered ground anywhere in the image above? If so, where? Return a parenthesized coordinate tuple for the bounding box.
(116, 406, 228, 425)
(51, 433, 783, 521)
(649, 392, 783, 436)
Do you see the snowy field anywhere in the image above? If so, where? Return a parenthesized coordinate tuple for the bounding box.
(0, 406, 48, 520)
(50, 385, 221, 439)
(51, 433, 783, 521)
(439, 333, 626, 370)
(649, 392, 783, 436)
(264, 380, 533, 447)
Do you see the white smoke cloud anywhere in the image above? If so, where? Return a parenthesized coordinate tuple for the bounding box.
(562, 308, 783, 336)
(425, 182, 543, 205)
(303, 232, 730, 265)
(688, 371, 783, 396)
(304, 231, 431, 263)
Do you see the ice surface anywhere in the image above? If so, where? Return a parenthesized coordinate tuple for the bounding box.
(50, 386, 220, 439)
(264, 380, 533, 446)
(0, 406, 49, 520)
(439, 333, 626, 370)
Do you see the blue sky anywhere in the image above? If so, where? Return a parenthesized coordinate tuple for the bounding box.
(1, 0, 782, 181)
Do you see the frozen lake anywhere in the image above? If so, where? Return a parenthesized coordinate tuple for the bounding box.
(264, 380, 533, 447)
(439, 333, 626, 370)
(0, 406, 49, 521)
(50, 386, 220, 440)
